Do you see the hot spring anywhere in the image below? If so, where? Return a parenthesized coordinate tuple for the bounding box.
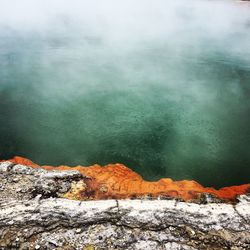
(0, 0, 250, 188)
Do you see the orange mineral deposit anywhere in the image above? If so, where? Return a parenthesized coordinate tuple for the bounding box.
(2, 156, 249, 201)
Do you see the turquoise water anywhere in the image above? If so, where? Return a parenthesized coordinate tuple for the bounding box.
(0, 0, 250, 187)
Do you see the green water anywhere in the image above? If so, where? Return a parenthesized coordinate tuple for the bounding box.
(0, 0, 250, 187)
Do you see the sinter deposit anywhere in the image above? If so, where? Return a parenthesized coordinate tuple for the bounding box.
(0, 160, 249, 249)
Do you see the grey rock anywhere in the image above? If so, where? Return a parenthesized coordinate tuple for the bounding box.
(0, 197, 249, 249)
(11, 164, 35, 175)
(0, 161, 14, 172)
(0, 162, 249, 249)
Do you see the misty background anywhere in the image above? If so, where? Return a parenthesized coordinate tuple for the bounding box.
(0, 0, 250, 187)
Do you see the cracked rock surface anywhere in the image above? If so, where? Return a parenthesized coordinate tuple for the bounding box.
(0, 161, 249, 249)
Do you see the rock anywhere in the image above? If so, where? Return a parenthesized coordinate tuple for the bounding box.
(0, 160, 249, 249)
(0, 197, 249, 249)
(0, 161, 83, 201)
(3, 157, 250, 201)
(0, 161, 14, 172)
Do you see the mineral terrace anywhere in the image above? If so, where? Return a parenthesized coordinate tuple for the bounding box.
(0, 159, 249, 250)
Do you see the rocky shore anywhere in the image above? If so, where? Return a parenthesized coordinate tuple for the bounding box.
(0, 161, 249, 249)
(3, 157, 250, 202)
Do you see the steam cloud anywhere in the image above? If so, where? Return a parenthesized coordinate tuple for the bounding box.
(0, 0, 250, 187)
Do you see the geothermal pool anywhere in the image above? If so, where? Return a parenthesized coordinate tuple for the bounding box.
(0, 0, 250, 187)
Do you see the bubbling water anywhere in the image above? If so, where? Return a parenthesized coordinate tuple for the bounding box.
(0, 0, 250, 187)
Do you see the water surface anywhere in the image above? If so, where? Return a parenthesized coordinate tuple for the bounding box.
(0, 0, 250, 187)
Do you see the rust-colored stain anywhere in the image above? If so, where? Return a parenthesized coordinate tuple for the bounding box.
(2, 156, 250, 201)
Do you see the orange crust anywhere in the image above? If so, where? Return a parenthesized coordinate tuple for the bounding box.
(2, 156, 249, 201)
